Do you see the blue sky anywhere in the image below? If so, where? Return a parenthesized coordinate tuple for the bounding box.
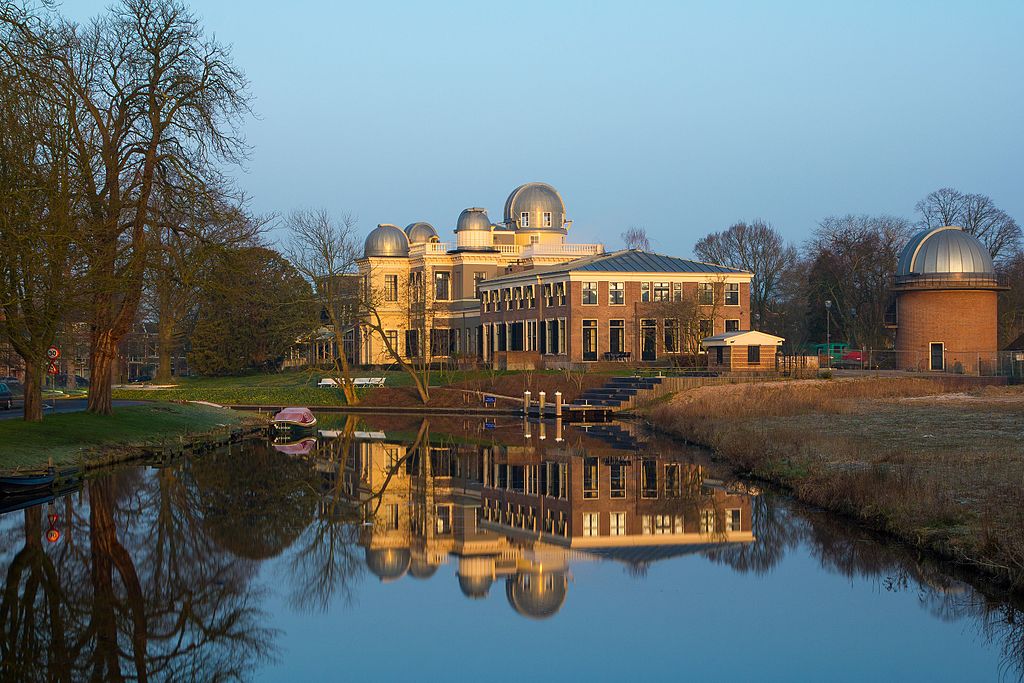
(66, 1, 1024, 256)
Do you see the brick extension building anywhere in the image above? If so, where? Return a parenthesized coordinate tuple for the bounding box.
(892, 226, 1006, 373)
(479, 250, 752, 368)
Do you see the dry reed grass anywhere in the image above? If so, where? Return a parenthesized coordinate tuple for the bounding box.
(646, 377, 1024, 590)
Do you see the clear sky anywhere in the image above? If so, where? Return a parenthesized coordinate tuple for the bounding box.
(65, 0, 1024, 256)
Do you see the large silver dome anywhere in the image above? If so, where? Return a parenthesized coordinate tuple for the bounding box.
(405, 221, 438, 244)
(897, 226, 994, 277)
(505, 571, 567, 619)
(364, 224, 410, 258)
(456, 208, 492, 233)
(503, 182, 567, 232)
(364, 547, 411, 583)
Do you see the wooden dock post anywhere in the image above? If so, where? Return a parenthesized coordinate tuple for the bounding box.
(523, 390, 531, 415)
(554, 391, 562, 418)
(538, 391, 546, 416)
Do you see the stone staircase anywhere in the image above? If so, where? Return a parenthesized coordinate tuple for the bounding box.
(575, 422, 644, 450)
(571, 375, 665, 411)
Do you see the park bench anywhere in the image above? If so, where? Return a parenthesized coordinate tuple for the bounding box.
(603, 351, 632, 362)
(352, 377, 386, 388)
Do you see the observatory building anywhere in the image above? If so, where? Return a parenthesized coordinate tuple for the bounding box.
(892, 226, 1006, 373)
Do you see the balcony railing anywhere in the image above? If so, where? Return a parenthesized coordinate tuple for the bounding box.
(409, 242, 452, 255)
(891, 273, 1008, 290)
(522, 243, 604, 257)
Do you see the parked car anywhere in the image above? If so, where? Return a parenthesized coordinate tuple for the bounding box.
(54, 374, 90, 388)
(0, 383, 15, 410)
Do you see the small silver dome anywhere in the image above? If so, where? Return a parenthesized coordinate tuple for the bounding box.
(364, 224, 410, 258)
(458, 573, 493, 599)
(405, 221, 438, 244)
(897, 226, 995, 277)
(456, 208, 492, 233)
(504, 182, 567, 232)
(505, 571, 567, 619)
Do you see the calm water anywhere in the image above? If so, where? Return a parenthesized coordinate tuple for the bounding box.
(1, 414, 1022, 682)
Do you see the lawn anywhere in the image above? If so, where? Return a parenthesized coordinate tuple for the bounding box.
(110, 367, 626, 406)
(0, 403, 257, 473)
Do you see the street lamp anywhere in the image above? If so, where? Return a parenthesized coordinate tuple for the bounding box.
(825, 300, 833, 368)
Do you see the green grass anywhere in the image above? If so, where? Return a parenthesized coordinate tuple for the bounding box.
(0, 403, 254, 472)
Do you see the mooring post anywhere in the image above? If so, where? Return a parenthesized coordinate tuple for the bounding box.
(523, 390, 531, 415)
(524, 417, 532, 439)
(554, 391, 562, 418)
(538, 420, 546, 440)
(555, 417, 563, 442)
(538, 391, 546, 416)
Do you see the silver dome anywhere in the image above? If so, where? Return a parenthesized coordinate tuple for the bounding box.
(897, 226, 994, 277)
(505, 570, 567, 619)
(456, 208, 492, 233)
(405, 221, 438, 244)
(503, 182, 567, 232)
(364, 224, 410, 258)
(365, 547, 411, 583)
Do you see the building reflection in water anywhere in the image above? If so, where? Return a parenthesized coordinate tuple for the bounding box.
(300, 416, 756, 620)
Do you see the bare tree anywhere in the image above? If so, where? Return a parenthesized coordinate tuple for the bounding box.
(621, 226, 650, 251)
(806, 215, 913, 350)
(916, 188, 1021, 262)
(283, 209, 361, 404)
(694, 220, 797, 329)
(656, 275, 727, 365)
(0, 24, 82, 421)
(1, 0, 253, 414)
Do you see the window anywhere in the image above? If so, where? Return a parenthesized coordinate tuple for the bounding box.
(582, 320, 598, 361)
(610, 512, 626, 536)
(434, 272, 450, 301)
(727, 509, 742, 532)
(664, 319, 679, 353)
(542, 211, 552, 228)
(558, 319, 566, 354)
(530, 234, 539, 244)
(609, 281, 624, 305)
(436, 505, 452, 534)
(520, 211, 530, 228)
(583, 512, 600, 537)
(384, 274, 398, 302)
(699, 319, 713, 339)
(725, 319, 740, 332)
(725, 282, 739, 306)
(609, 320, 625, 354)
(653, 282, 670, 302)
(641, 459, 657, 498)
(641, 282, 650, 302)
(430, 328, 451, 356)
(610, 463, 626, 498)
(406, 329, 421, 358)
(672, 282, 682, 302)
(385, 330, 399, 354)
(747, 345, 761, 364)
(386, 504, 400, 531)
(474, 271, 485, 297)
(665, 464, 680, 497)
(700, 510, 716, 534)
(526, 320, 538, 351)
(543, 283, 553, 306)
(698, 283, 714, 305)
(582, 282, 598, 305)
(526, 285, 535, 308)
(555, 282, 566, 305)
(583, 457, 598, 498)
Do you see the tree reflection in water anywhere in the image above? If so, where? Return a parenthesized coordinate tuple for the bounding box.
(0, 467, 277, 681)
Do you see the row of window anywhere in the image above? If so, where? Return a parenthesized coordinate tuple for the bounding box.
(581, 510, 743, 537)
(519, 211, 554, 229)
(484, 280, 742, 310)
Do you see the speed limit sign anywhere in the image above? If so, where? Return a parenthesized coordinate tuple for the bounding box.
(47, 346, 61, 360)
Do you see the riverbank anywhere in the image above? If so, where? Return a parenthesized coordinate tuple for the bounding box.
(642, 377, 1024, 590)
(0, 403, 266, 474)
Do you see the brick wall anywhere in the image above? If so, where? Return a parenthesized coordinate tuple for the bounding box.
(895, 289, 998, 373)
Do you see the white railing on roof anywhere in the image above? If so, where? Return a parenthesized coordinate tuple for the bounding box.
(409, 242, 451, 255)
(523, 243, 604, 257)
(496, 244, 521, 255)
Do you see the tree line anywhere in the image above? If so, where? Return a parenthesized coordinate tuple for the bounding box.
(627, 187, 1023, 352)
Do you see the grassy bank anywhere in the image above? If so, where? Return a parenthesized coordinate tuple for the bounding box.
(111, 368, 618, 406)
(0, 403, 263, 473)
(643, 377, 1024, 589)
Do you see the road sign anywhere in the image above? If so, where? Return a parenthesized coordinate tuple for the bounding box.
(48, 361, 59, 375)
(47, 346, 60, 360)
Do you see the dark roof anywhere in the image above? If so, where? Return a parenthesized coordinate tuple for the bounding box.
(1006, 332, 1024, 351)
(574, 250, 748, 274)
(486, 249, 749, 284)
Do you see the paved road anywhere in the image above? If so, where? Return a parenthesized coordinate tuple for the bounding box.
(0, 399, 146, 420)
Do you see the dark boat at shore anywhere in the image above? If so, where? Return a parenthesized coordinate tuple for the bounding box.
(0, 472, 56, 496)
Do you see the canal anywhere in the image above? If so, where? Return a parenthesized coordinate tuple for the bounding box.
(1, 413, 1021, 681)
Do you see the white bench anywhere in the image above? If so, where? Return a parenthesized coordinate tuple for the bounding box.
(352, 377, 386, 388)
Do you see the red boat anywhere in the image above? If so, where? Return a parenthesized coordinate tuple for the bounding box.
(272, 407, 317, 432)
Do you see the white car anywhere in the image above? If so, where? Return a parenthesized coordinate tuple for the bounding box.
(317, 378, 339, 388)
